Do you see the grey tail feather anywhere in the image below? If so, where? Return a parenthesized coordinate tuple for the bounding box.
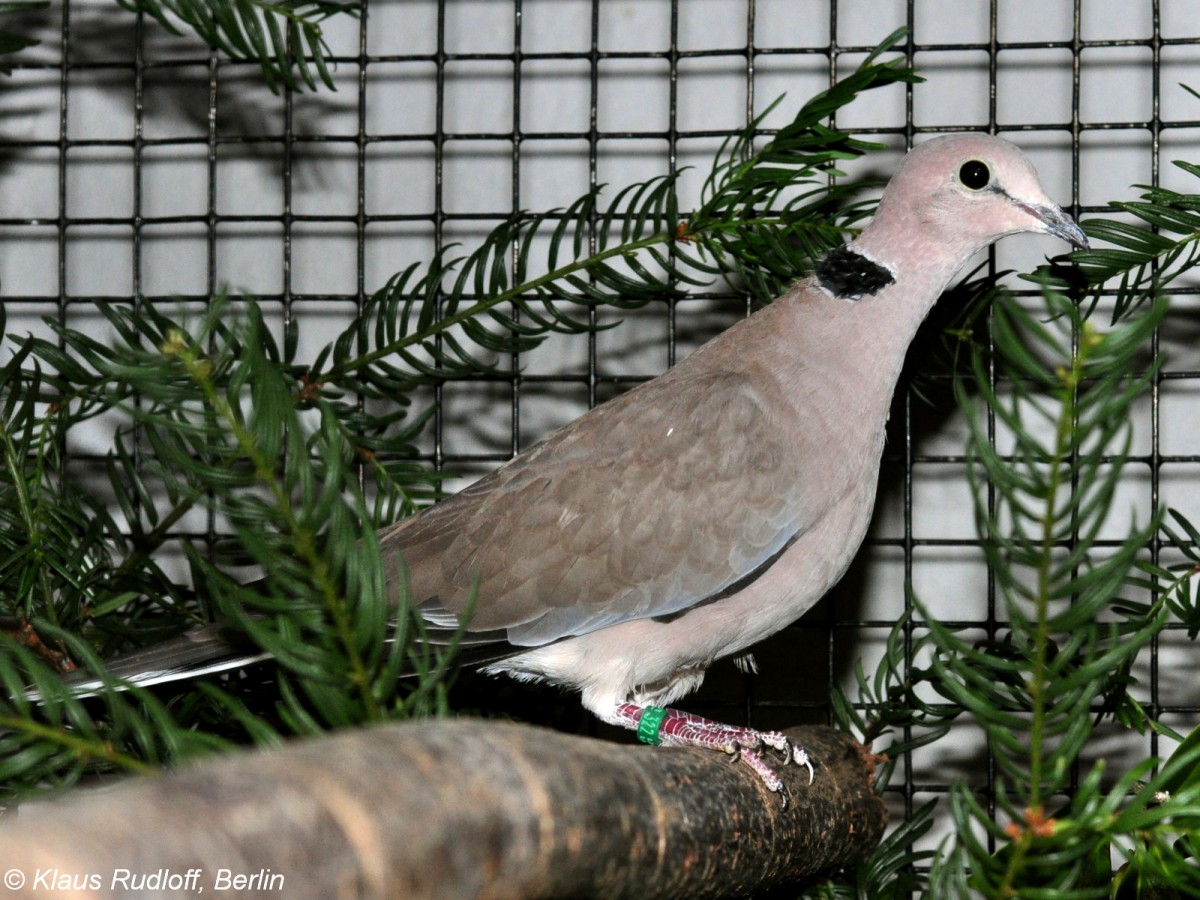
(55, 622, 527, 695)
(60, 623, 272, 695)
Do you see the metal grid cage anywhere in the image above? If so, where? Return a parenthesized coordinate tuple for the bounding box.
(3, 0, 1200, 868)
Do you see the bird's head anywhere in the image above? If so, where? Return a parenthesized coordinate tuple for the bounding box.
(859, 133, 1089, 269)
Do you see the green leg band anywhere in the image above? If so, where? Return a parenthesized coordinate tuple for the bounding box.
(636, 706, 668, 745)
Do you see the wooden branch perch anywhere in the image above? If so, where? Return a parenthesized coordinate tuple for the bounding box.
(0, 720, 885, 898)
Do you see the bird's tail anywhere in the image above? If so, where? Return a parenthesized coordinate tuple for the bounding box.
(50, 621, 525, 697)
(60, 623, 272, 696)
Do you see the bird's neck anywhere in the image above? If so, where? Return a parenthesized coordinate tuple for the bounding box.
(765, 239, 975, 428)
(827, 227, 979, 368)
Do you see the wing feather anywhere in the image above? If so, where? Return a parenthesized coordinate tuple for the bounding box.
(381, 363, 811, 646)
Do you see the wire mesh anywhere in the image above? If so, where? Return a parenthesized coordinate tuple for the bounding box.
(2, 0, 1200, 873)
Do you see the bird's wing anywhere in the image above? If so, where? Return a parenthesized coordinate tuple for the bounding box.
(382, 363, 819, 646)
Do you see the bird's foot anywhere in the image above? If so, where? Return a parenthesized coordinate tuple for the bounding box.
(613, 702, 813, 798)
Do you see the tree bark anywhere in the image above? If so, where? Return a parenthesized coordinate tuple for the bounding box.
(0, 720, 885, 898)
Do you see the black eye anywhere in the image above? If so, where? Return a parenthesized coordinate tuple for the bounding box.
(959, 159, 991, 190)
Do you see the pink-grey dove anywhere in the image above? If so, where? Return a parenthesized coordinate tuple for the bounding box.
(71, 134, 1088, 797)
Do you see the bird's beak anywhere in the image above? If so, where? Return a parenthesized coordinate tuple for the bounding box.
(1030, 202, 1090, 250)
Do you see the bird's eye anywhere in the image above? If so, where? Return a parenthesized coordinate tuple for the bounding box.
(959, 159, 991, 191)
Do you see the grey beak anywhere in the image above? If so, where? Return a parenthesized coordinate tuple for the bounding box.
(1035, 203, 1090, 250)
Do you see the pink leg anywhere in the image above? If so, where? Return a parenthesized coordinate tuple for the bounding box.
(613, 703, 814, 798)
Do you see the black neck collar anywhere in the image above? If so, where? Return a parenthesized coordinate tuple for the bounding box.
(814, 246, 895, 301)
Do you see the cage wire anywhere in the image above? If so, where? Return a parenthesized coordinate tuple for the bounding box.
(2, 0, 1200, 873)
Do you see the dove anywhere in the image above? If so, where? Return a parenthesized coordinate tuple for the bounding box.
(65, 134, 1088, 797)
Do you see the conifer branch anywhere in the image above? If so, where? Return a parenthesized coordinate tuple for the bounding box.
(0, 0, 351, 91)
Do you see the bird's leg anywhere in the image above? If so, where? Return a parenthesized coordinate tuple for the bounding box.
(611, 703, 814, 796)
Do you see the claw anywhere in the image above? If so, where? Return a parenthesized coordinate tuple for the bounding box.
(794, 747, 815, 785)
(756, 731, 795, 764)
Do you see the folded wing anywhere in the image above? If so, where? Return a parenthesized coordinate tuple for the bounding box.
(382, 365, 812, 647)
